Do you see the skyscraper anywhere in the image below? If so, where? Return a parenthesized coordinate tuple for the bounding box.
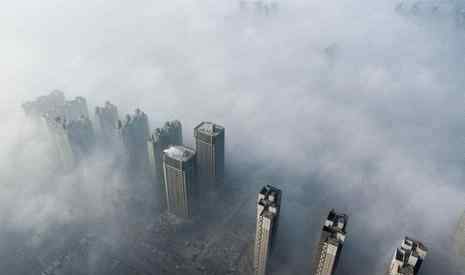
(455, 210, 465, 258)
(386, 237, 427, 275)
(95, 101, 119, 143)
(312, 209, 348, 275)
(43, 116, 76, 170)
(43, 115, 96, 170)
(254, 185, 281, 275)
(194, 122, 225, 191)
(66, 116, 96, 157)
(147, 121, 183, 210)
(163, 145, 196, 218)
(118, 109, 150, 176)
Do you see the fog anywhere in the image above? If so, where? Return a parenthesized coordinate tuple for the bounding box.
(1, 0, 465, 274)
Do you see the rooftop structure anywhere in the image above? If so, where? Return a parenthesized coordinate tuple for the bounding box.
(163, 145, 196, 218)
(312, 209, 348, 275)
(387, 237, 427, 275)
(194, 122, 225, 191)
(164, 146, 195, 161)
(254, 185, 281, 275)
(148, 121, 183, 210)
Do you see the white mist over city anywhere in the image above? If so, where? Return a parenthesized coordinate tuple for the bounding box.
(1, 0, 465, 274)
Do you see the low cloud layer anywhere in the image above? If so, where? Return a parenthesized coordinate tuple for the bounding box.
(1, 0, 465, 274)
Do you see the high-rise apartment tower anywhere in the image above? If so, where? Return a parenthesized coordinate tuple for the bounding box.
(254, 185, 282, 275)
(163, 145, 196, 218)
(312, 209, 348, 275)
(148, 120, 183, 210)
(95, 101, 119, 143)
(194, 122, 225, 190)
(43, 115, 95, 170)
(118, 109, 150, 176)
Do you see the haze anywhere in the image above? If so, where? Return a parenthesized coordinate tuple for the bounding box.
(1, 0, 465, 274)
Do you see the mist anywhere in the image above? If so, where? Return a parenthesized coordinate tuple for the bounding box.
(1, 0, 465, 274)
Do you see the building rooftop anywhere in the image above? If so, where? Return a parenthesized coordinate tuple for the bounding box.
(257, 185, 281, 218)
(164, 146, 195, 162)
(321, 209, 348, 244)
(390, 237, 427, 275)
(195, 122, 224, 136)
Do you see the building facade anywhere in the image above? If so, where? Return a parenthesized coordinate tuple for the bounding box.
(386, 237, 427, 275)
(163, 145, 196, 218)
(254, 185, 281, 275)
(147, 121, 183, 210)
(194, 122, 225, 191)
(312, 209, 348, 275)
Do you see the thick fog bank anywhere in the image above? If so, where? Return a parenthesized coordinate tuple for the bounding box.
(1, 0, 465, 274)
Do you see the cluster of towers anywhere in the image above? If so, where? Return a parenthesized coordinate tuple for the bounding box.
(23, 91, 226, 220)
(24, 91, 434, 275)
(252, 185, 428, 275)
(23, 90, 95, 170)
(147, 121, 225, 218)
